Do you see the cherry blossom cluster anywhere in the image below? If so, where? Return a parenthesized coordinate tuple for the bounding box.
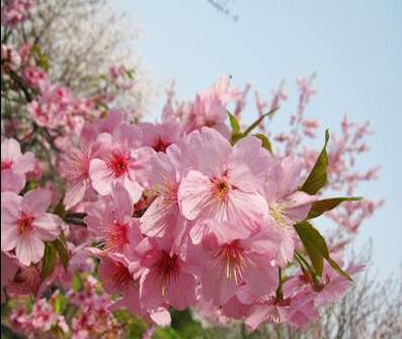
(1, 76, 377, 336)
(1, 0, 34, 27)
(1, 2, 382, 336)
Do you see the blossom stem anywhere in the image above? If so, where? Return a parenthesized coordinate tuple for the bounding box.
(276, 267, 284, 303)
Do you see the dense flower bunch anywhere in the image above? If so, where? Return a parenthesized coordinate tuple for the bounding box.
(1, 1, 382, 337)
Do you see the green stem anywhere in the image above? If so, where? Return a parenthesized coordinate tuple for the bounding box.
(276, 267, 284, 303)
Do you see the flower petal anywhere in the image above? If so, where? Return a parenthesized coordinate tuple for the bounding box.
(1, 225, 19, 252)
(140, 197, 179, 238)
(1, 138, 21, 162)
(282, 191, 318, 222)
(64, 180, 87, 210)
(178, 170, 213, 221)
(15, 235, 45, 266)
(111, 182, 134, 222)
(1, 191, 22, 225)
(32, 214, 61, 241)
(22, 188, 52, 218)
(14, 152, 35, 174)
(89, 159, 113, 195)
(1, 169, 25, 193)
(229, 136, 270, 191)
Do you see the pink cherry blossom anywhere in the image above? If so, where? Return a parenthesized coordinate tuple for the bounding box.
(178, 127, 270, 243)
(1, 251, 19, 302)
(1, 138, 35, 193)
(85, 183, 142, 253)
(89, 123, 154, 202)
(199, 221, 279, 305)
(261, 156, 317, 265)
(63, 126, 112, 209)
(1, 0, 34, 27)
(138, 120, 181, 152)
(136, 238, 198, 311)
(140, 144, 188, 247)
(22, 66, 50, 91)
(1, 189, 62, 266)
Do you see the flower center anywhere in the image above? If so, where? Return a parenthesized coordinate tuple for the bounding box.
(105, 260, 132, 291)
(158, 181, 178, 206)
(214, 240, 246, 283)
(153, 138, 170, 153)
(269, 203, 288, 227)
(105, 222, 129, 252)
(108, 151, 130, 178)
(212, 177, 231, 201)
(1, 160, 12, 170)
(204, 119, 215, 127)
(17, 214, 34, 235)
(154, 251, 180, 296)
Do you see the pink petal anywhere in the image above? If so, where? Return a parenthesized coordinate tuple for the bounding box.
(122, 177, 143, 203)
(1, 138, 21, 162)
(201, 267, 238, 304)
(111, 182, 134, 222)
(64, 180, 87, 210)
(165, 271, 197, 310)
(149, 307, 171, 327)
(139, 270, 164, 310)
(89, 159, 113, 195)
(243, 254, 277, 296)
(140, 197, 179, 237)
(22, 188, 52, 218)
(246, 305, 277, 331)
(189, 220, 206, 245)
(276, 157, 303, 198)
(227, 190, 268, 229)
(229, 136, 270, 191)
(1, 252, 19, 285)
(14, 152, 35, 174)
(32, 214, 61, 241)
(282, 191, 318, 222)
(241, 227, 280, 257)
(1, 192, 22, 225)
(1, 169, 25, 193)
(1, 225, 19, 251)
(185, 128, 231, 177)
(149, 152, 177, 188)
(178, 170, 213, 220)
(15, 235, 45, 266)
(113, 123, 143, 149)
(206, 220, 249, 244)
(212, 123, 231, 140)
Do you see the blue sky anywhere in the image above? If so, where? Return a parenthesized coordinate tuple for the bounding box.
(118, 0, 402, 277)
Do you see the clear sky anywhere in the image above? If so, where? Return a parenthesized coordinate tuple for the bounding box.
(117, 0, 402, 278)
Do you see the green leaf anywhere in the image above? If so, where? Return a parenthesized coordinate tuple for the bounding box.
(228, 109, 278, 146)
(294, 222, 325, 276)
(52, 233, 70, 272)
(308, 197, 363, 219)
(230, 132, 244, 145)
(54, 294, 67, 314)
(301, 129, 330, 195)
(253, 133, 273, 153)
(227, 111, 240, 134)
(72, 273, 83, 292)
(30, 45, 49, 72)
(40, 243, 57, 282)
(123, 67, 134, 79)
(294, 221, 353, 281)
(243, 107, 278, 136)
(153, 327, 182, 339)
